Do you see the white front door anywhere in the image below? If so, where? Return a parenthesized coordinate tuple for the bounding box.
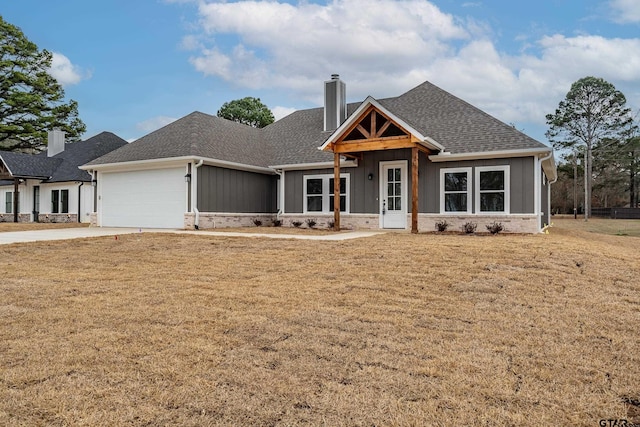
(380, 161, 407, 229)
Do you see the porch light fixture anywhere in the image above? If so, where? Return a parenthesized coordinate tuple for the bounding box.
(91, 179, 97, 187)
(185, 173, 192, 183)
(368, 173, 373, 181)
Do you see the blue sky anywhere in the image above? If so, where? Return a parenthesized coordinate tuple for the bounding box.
(2, 0, 639, 144)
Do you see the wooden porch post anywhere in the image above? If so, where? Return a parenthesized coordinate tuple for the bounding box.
(13, 178, 19, 223)
(334, 152, 341, 231)
(411, 146, 418, 234)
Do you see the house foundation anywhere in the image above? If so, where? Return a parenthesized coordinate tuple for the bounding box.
(183, 212, 542, 233)
(38, 213, 78, 223)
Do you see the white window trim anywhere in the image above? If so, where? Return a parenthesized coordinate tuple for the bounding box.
(475, 165, 510, 215)
(303, 173, 350, 214)
(440, 167, 472, 214)
(5, 191, 13, 214)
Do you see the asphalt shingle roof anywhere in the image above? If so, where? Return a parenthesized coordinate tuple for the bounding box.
(86, 80, 550, 169)
(41, 132, 128, 182)
(85, 112, 268, 168)
(0, 151, 60, 179)
(0, 132, 127, 183)
(379, 81, 548, 154)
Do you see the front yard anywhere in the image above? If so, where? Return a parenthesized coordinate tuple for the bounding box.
(1, 219, 638, 425)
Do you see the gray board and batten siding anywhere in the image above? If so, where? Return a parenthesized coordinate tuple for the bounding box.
(197, 165, 277, 213)
(284, 149, 537, 215)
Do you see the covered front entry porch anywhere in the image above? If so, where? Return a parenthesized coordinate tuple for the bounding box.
(320, 100, 440, 233)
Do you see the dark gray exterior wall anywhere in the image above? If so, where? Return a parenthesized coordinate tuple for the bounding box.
(284, 150, 537, 215)
(284, 167, 337, 214)
(427, 156, 536, 214)
(198, 165, 277, 213)
(283, 149, 415, 214)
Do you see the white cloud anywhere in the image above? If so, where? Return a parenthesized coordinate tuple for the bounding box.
(189, 0, 470, 98)
(181, 34, 202, 51)
(136, 116, 178, 133)
(609, 0, 640, 23)
(49, 52, 88, 86)
(179, 0, 640, 137)
(271, 106, 297, 121)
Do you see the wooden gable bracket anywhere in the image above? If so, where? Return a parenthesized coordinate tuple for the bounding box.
(340, 152, 362, 161)
(329, 106, 434, 155)
(327, 105, 435, 234)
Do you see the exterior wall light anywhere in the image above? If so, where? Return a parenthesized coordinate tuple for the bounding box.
(368, 173, 374, 181)
(185, 173, 192, 183)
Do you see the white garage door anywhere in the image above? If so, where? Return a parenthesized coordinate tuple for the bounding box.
(100, 167, 186, 228)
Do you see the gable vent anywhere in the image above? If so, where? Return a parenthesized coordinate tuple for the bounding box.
(324, 74, 346, 132)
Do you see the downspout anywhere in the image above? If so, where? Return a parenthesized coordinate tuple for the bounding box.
(539, 151, 556, 232)
(92, 171, 98, 213)
(77, 182, 83, 223)
(274, 169, 284, 217)
(193, 159, 204, 229)
(540, 151, 557, 184)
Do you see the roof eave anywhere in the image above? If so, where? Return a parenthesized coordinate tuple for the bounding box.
(269, 159, 359, 171)
(428, 147, 553, 162)
(81, 155, 275, 174)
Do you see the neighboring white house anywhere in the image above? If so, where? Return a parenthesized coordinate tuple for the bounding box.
(0, 131, 127, 223)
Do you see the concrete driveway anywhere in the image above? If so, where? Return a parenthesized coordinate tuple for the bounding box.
(0, 227, 384, 245)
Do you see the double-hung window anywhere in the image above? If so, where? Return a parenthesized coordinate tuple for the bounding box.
(475, 166, 510, 214)
(440, 168, 471, 214)
(5, 192, 12, 214)
(51, 189, 69, 214)
(303, 174, 349, 214)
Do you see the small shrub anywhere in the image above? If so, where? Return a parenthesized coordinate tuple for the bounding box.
(305, 218, 317, 228)
(486, 221, 504, 234)
(252, 218, 262, 227)
(273, 219, 282, 227)
(292, 220, 302, 228)
(328, 220, 335, 229)
(434, 220, 450, 232)
(462, 221, 477, 234)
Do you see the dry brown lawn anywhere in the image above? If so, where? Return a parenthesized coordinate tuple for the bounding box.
(1, 220, 639, 426)
(0, 222, 88, 233)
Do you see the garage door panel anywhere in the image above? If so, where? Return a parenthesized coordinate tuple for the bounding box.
(101, 168, 186, 228)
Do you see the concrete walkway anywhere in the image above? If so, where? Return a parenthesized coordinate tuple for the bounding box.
(0, 227, 384, 245)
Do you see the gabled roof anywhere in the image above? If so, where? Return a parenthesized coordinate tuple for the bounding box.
(318, 96, 445, 153)
(379, 81, 548, 154)
(0, 132, 127, 183)
(85, 80, 552, 170)
(85, 112, 268, 168)
(40, 132, 128, 182)
(0, 151, 60, 179)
